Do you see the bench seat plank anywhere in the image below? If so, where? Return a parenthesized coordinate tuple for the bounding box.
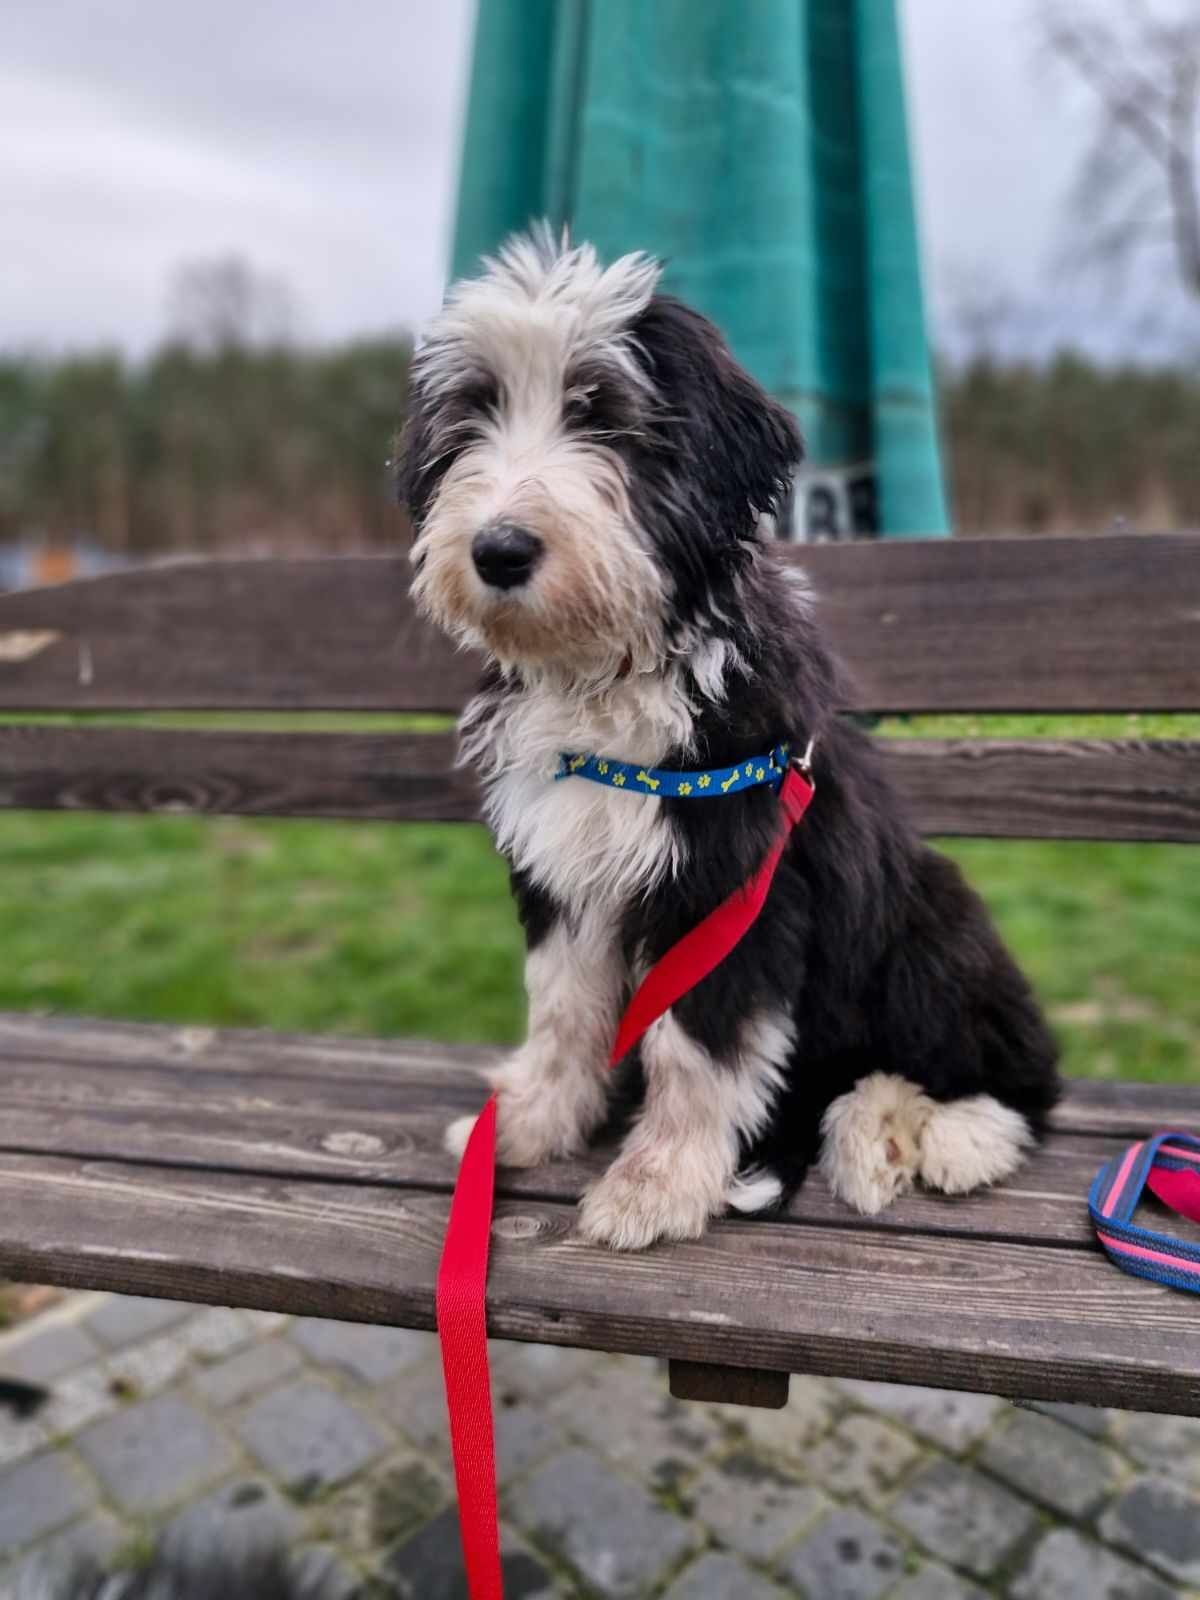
(3, 1144, 1200, 1416)
(3, 1014, 1200, 1417)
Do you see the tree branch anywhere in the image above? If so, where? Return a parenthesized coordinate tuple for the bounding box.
(1166, 54, 1200, 295)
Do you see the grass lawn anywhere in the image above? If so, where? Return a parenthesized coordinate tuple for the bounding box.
(0, 714, 1196, 1083)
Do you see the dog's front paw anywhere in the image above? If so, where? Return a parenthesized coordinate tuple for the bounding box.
(578, 1162, 717, 1251)
(443, 1105, 567, 1170)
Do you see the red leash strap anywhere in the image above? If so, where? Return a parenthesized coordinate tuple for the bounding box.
(435, 766, 815, 1599)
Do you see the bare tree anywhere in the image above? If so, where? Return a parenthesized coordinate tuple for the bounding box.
(167, 257, 296, 351)
(1040, 1, 1200, 300)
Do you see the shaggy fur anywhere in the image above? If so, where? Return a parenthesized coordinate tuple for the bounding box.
(402, 228, 1061, 1248)
(7, 1541, 343, 1600)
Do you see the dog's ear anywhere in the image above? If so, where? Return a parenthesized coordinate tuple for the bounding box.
(394, 368, 435, 530)
(633, 295, 803, 536)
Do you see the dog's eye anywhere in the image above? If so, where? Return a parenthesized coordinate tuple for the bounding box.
(563, 389, 595, 428)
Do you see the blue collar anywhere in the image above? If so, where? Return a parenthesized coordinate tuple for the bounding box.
(556, 742, 793, 799)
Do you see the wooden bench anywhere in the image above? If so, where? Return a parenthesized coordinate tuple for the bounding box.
(1, 533, 1198, 1416)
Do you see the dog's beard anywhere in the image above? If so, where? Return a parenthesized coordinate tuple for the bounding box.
(410, 450, 667, 683)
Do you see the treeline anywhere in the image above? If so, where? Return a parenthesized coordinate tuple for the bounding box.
(2, 339, 1198, 552)
(0, 339, 413, 555)
(944, 354, 1200, 535)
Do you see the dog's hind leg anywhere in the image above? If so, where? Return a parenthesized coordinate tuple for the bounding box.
(818, 1075, 1035, 1213)
(818, 1072, 933, 1215)
(916, 1095, 1034, 1195)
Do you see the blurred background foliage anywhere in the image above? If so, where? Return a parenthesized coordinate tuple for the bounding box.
(5, 309, 1200, 554)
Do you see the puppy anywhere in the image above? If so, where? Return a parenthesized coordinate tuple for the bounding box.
(401, 229, 1060, 1250)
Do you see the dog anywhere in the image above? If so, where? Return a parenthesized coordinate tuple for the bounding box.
(400, 228, 1061, 1250)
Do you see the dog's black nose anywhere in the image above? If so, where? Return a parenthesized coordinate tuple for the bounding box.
(471, 523, 544, 590)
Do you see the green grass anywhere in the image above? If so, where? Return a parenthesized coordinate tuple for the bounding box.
(0, 714, 1196, 1082)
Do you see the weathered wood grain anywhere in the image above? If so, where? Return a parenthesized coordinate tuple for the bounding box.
(886, 738, 1200, 842)
(2, 726, 1197, 842)
(800, 533, 1200, 713)
(0, 557, 478, 712)
(3, 1148, 1200, 1415)
(1, 1015, 1194, 1251)
(0, 726, 479, 822)
(1, 535, 1197, 713)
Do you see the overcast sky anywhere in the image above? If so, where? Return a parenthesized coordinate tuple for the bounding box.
(1, 0, 1192, 360)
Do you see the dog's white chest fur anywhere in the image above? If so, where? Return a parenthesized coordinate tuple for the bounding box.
(464, 672, 693, 914)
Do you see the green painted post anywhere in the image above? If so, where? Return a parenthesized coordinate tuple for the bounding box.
(451, 0, 948, 538)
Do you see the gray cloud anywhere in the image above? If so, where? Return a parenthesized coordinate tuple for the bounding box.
(2, 0, 1193, 359)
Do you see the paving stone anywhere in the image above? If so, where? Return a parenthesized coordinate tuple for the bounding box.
(287, 1318, 430, 1384)
(1, 1512, 125, 1588)
(0, 1324, 100, 1385)
(176, 1307, 255, 1361)
(106, 1330, 191, 1397)
(1023, 1399, 1110, 1439)
(496, 1399, 567, 1480)
(1109, 1411, 1200, 1482)
(386, 1508, 558, 1600)
(979, 1408, 1122, 1519)
(806, 1414, 924, 1510)
(84, 1296, 190, 1349)
(0, 1418, 49, 1470)
(36, 1365, 119, 1436)
(715, 1376, 837, 1461)
(371, 1362, 449, 1460)
(167, 1477, 302, 1548)
(689, 1451, 827, 1561)
(891, 1563, 987, 1600)
(837, 1380, 1003, 1453)
(1098, 1473, 1200, 1585)
(0, 1453, 96, 1553)
(76, 1394, 236, 1514)
(547, 1360, 721, 1489)
(244, 1310, 291, 1335)
(191, 1337, 304, 1409)
(237, 1378, 388, 1492)
(661, 1551, 785, 1600)
(318, 1455, 446, 1554)
(891, 1459, 1036, 1579)
(489, 1340, 601, 1403)
(779, 1507, 906, 1600)
(371, 1459, 446, 1543)
(1010, 1528, 1176, 1600)
(507, 1448, 699, 1598)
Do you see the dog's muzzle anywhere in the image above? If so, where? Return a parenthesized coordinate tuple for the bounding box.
(471, 522, 544, 591)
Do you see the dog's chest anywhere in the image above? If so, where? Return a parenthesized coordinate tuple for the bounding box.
(469, 685, 687, 914)
(485, 764, 677, 911)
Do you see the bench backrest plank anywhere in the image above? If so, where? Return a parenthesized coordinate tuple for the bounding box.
(0, 534, 1197, 714)
(0, 534, 1196, 842)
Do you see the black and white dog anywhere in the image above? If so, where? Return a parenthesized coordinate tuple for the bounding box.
(401, 230, 1060, 1250)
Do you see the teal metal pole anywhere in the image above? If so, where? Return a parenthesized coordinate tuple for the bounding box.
(855, 0, 949, 534)
(450, 0, 948, 538)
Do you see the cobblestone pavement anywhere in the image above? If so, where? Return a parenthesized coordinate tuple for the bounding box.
(2, 1294, 1199, 1598)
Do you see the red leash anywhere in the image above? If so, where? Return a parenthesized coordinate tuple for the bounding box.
(435, 764, 815, 1599)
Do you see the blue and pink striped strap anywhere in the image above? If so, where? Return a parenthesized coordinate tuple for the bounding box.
(1090, 1132, 1200, 1292)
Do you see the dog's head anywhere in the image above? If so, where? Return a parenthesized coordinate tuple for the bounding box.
(401, 229, 802, 679)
